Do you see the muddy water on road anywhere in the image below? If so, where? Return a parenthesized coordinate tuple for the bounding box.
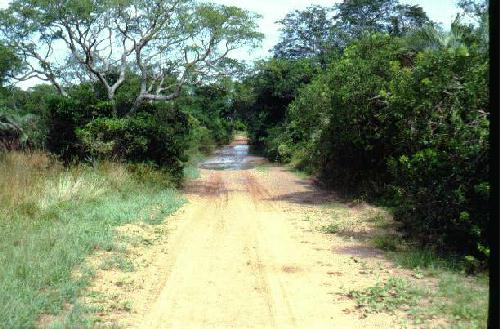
(199, 137, 264, 170)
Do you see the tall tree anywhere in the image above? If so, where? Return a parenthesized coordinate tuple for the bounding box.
(272, 1, 429, 65)
(272, 5, 336, 66)
(0, 0, 262, 113)
(333, 0, 429, 41)
(0, 43, 21, 87)
(389, 4, 429, 36)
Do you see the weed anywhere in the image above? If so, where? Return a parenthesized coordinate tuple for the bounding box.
(372, 235, 400, 251)
(100, 255, 135, 273)
(377, 244, 487, 327)
(183, 164, 200, 180)
(432, 272, 488, 327)
(391, 248, 462, 272)
(348, 278, 419, 314)
(321, 223, 341, 234)
(255, 164, 271, 172)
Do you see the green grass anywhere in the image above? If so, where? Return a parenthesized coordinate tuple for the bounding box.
(390, 248, 488, 328)
(369, 234, 488, 327)
(0, 152, 184, 329)
(430, 272, 488, 327)
(320, 223, 341, 234)
(286, 166, 311, 180)
(348, 271, 487, 328)
(372, 235, 400, 251)
(255, 163, 272, 172)
(316, 199, 488, 327)
(183, 164, 200, 180)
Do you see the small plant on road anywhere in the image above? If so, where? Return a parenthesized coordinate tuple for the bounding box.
(348, 278, 418, 314)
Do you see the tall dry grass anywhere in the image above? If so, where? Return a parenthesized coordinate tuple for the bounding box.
(0, 152, 137, 218)
(0, 151, 58, 217)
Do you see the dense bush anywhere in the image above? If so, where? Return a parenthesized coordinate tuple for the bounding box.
(232, 58, 319, 154)
(45, 96, 112, 162)
(76, 107, 190, 183)
(247, 31, 489, 258)
(289, 34, 407, 190)
(386, 47, 489, 257)
(177, 83, 235, 149)
(24, 78, 236, 178)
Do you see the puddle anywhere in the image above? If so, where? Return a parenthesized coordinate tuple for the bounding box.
(200, 144, 263, 170)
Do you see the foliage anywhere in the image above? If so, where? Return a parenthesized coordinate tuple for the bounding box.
(233, 58, 319, 155)
(288, 34, 408, 190)
(244, 7, 489, 258)
(0, 108, 44, 150)
(77, 108, 191, 183)
(0, 74, 233, 179)
(348, 278, 418, 314)
(45, 95, 111, 162)
(333, 0, 429, 41)
(0, 0, 262, 111)
(386, 46, 489, 257)
(0, 42, 21, 86)
(176, 82, 235, 150)
(271, 0, 429, 66)
(272, 5, 337, 66)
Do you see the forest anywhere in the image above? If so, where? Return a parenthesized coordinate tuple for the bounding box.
(0, 0, 491, 328)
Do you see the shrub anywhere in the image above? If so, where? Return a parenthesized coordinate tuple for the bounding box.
(45, 96, 113, 162)
(0, 108, 46, 150)
(387, 48, 489, 258)
(77, 108, 190, 183)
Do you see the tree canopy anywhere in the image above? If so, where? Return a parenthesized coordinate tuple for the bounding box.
(0, 0, 263, 112)
(272, 0, 430, 66)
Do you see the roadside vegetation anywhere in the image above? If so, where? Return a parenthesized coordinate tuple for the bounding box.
(0, 0, 491, 327)
(234, 0, 489, 269)
(0, 1, 260, 327)
(0, 152, 184, 328)
(312, 199, 488, 328)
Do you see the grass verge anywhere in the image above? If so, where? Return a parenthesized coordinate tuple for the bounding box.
(0, 152, 184, 329)
(318, 200, 488, 328)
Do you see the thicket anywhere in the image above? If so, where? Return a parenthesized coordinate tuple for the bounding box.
(236, 1, 490, 260)
(0, 76, 237, 184)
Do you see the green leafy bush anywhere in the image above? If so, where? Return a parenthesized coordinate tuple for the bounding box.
(248, 31, 489, 258)
(233, 58, 319, 152)
(386, 47, 489, 258)
(45, 96, 113, 162)
(77, 108, 190, 183)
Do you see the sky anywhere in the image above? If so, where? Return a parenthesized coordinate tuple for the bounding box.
(0, 0, 462, 88)
(210, 0, 461, 60)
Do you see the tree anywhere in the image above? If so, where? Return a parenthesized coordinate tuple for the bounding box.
(334, 0, 396, 39)
(272, 6, 336, 67)
(333, 0, 429, 42)
(0, 0, 262, 113)
(0, 43, 21, 87)
(272, 1, 430, 66)
(389, 4, 429, 36)
(401, 1, 488, 55)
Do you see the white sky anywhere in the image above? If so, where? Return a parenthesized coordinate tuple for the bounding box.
(0, 0, 461, 88)
(211, 0, 461, 60)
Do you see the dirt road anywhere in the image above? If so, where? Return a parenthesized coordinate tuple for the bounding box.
(85, 137, 411, 328)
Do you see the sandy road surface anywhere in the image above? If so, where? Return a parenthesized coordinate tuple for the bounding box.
(121, 138, 402, 329)
(79, 137, 413, 329)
